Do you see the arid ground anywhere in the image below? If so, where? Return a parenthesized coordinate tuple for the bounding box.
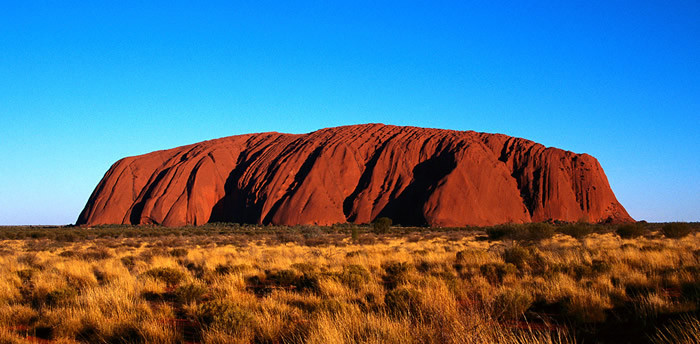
(0, 222, 697, 343)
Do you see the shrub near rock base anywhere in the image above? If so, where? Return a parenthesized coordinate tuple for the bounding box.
(662, 222, 692, 239)
(523, 223, 555, 241)
(486, 223, 554, 242)
(616, 223, 647, 239)
(373, 217, 392, 234)
(560, 223, 593, 239)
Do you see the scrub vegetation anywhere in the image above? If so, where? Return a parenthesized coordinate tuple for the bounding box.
(0, 222, 697, 343)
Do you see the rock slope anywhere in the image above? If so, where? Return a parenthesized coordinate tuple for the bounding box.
(77, 124, 632, 227)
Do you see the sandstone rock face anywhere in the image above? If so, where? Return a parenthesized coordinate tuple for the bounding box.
(77, 124, 633, 227)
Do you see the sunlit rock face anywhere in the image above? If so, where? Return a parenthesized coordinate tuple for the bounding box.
(77, 124, 633, 227)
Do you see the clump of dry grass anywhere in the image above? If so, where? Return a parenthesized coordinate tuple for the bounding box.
(0, 223, 696, 343)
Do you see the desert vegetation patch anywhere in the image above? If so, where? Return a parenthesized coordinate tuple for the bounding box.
(0, 222, 697, 343)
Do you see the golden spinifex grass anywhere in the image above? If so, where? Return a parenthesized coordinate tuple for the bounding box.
(0, 224, 697, 343)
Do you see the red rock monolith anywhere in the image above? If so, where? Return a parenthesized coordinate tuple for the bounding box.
(77, 124, 633, 227)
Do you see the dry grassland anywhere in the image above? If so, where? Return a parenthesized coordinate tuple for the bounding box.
(0, 224, 697, 343)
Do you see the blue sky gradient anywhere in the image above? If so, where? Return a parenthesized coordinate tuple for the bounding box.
(1, 1, 698, 224)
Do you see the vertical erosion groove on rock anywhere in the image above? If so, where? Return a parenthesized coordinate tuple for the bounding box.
(77, 124, 633, 226)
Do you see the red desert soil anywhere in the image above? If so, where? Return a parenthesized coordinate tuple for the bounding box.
(77, 124, 632, 227)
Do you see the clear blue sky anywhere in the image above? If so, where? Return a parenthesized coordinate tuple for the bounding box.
(1, 1, 698, 225)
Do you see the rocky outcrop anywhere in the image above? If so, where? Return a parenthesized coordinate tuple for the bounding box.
(77, 124, 632, 227)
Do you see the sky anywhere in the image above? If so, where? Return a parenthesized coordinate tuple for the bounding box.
(1, 1, 698, 225)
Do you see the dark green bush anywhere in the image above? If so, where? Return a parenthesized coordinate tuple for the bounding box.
(320, 299, 344, 314)
(486, 224, 519, 240)
(616, 223, 647, 239)
(268, 269, 298, 286)
(80, 248, 112, 261)
(142, 267, 187, 286)
(107, 322, 145, 344)
(45, 287, 78, 306)
(58, 250, 76, 258)
(169, 248, 189, 257)
(373, 217, 392, 234)
(493, 289, 533, 320)
(383, 261, 411, 289)
(120, 256, 136, 270)
(503, 246, 532, 269)
(385, 287, 422, 316)
(591, 259, 612, 274)
(339, 264, 371, 290)
(486, 223, 554, 241)
(662, 222, 692, 239)
(351, 226, 359, 242)
(560, 223, 593, 239)
(197, 301, 253, 334)
(523, 223, 555, 241)
(480, 263, 517, 284)
(296, 273, 321, 294)
(263, 269, 320, 294)
(17, 269, 35, 282)
(214, 264, 233, 275)
(175, 283, 208, 303)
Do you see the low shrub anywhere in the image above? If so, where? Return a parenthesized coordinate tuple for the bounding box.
(58, 250, 76, 258)
(523, 223, 555, 241)
(320, 299, 345, 314)
(259, 269, 321, 294)
(562, 294, 609, 323)
(661, 223, 692, 239)
(339, 264, 371, 290)
(142, 267, 187, 286)
(16, 269, 35, 282)
(296, 273, 321, 294)
(373, 217, 392, 234)
(214, 264, 233, 275)
(107, 322, 145, 344)
(486, 223, 554, 241)
(80, 248, 112, 261)
(503, 246, 531, 269)
(493, 288, 533, 320)
(290, 262, 316, 274)
(591, 259, 612, 274)
(351, 226, 359, 242)
(169, 248, 189, 257)
(560, 223, 593, 239)
(486, 224, 519, 240)
(197, 301, 253, 334)
(480, 263, 517, 284)
(383, 261, 411, 289)
(616, 223, 647, 239)
(385, 287, 422, 317)
(120, 256, 136, 269)
(268, 269, 298, 286)
(44, 286, 78, 306)
(175, 283, 208, 303)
